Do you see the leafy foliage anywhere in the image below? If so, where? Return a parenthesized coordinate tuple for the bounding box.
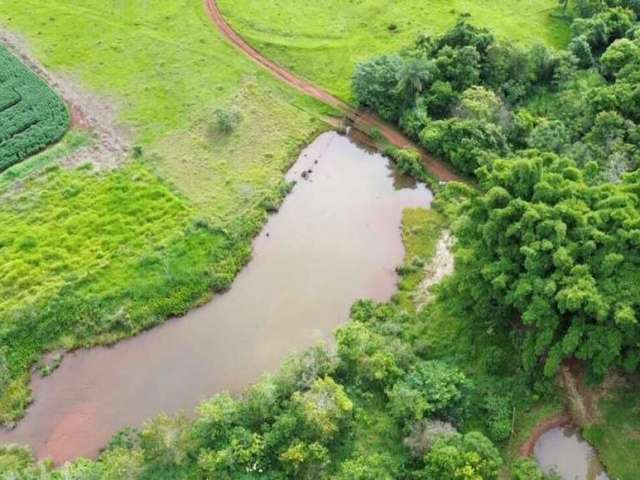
(0, 45, 69, 171)
(388, 361, 471, 426)
(418, 431, 503, 480)
(214, 108, 240, 133)
(452, 153, 640, 377)
(354, 4, 640, 378)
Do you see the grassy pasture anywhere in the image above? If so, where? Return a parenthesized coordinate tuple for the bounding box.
(584, 382, 640, 480)
(0, 45, 69, 171)
(218, 0, 571, 100)
(0, 0, 327, 423)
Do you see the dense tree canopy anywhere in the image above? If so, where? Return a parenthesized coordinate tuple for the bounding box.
(451, 154, 640, 376)
(354, 1, 640, 377)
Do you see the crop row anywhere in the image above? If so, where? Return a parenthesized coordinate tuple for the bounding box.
(0, 44, 69, 172)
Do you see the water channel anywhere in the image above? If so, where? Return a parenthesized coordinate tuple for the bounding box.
(0, 131, 432, 463)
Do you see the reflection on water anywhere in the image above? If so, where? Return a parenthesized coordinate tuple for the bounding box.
(535, 427, 609, 480)
(0, 131, 432, 463)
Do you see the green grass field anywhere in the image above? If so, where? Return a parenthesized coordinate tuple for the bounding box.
(0, 0, 329, 424)
(584, 381, 640, 480)
(218, 0, 571, 100)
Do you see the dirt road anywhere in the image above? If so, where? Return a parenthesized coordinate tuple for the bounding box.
(204, 0, 465, 183)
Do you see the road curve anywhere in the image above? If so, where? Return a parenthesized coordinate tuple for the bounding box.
(204, 0, 465, 183)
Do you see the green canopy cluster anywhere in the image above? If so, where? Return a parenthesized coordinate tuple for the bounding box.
(455, 153, 640, 377)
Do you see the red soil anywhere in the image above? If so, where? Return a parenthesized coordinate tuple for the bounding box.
(204, 0, 465, 183)
(519, 413, 572, 457)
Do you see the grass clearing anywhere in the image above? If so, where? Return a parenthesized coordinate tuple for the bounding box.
(218, 0, 571, 100)
(584, 381, 640, 480)
(395, 208, 446, 311)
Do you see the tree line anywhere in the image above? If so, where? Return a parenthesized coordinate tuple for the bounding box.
(354, 0, 640, 380)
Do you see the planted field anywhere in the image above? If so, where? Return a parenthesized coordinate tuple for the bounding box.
(218, 0, 570, 100)
(0, 45, 69, 171)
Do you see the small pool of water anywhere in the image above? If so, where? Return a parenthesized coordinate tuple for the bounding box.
(535, 427, 609, 480)
(0, 130, 432, 463)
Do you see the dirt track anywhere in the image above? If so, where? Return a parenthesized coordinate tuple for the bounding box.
(204, 0, 465, 183)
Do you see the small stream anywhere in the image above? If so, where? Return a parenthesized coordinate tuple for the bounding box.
(0, 131, 432, 463)
(535, 427, 609, 480)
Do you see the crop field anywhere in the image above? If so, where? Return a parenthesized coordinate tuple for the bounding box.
(218, 0, 571, 99)
(0, 45, 69, 171)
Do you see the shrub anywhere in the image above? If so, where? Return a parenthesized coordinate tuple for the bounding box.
(384, 146, 427, 179)
(387, 360, 471, 426)
(214, 108, 240, 133)
(353, 55, 404, 121)
(419, 431, 503, 480)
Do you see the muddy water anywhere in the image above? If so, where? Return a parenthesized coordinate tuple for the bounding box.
(535, 427, 609, 480)
(0, 131, 432, 463)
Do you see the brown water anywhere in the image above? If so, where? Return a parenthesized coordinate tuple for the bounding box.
(535, 427, 609, 480)
(0, 131, 432, 463)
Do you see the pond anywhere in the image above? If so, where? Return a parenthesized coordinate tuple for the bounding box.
(0, 130, 432, 463)
(535, 426, 609, 480)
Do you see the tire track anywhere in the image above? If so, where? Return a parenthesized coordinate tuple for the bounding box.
(204, 0, 465, 183)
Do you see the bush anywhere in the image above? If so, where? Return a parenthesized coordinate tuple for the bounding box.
(353, 55, 404, 121)
(387, 360, 471, 426)
(481, 392, 513, 443)
(419, 431, 503, 480)
(384, 146, 427, 179)
(214, 108, 240, 133)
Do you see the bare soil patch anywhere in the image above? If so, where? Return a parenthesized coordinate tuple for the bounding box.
(519, 413, 572, 457)
(416, 231, 454, 307)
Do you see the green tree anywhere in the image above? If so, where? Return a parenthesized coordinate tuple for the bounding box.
(395, 58, 438, 106)
(353, 55, 404, 121)
(333, 453, 396, 480)
(453, 86, 506, 124)
(388, 360, 471, 426)
(451, 153, 640, 377)
(600, 38, 640, 78)
(418, 432, 503, 480)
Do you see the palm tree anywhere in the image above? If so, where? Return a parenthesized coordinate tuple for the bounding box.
(395, 58, 437, 106)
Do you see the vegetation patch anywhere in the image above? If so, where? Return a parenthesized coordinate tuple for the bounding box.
(0, 44, 69, 171)
(584, 380, 640, 479)
(218, 0, 570, 99)
(0, 0, 327, 424)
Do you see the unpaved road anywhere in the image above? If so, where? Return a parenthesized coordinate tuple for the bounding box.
(204, 0, 465, 183)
